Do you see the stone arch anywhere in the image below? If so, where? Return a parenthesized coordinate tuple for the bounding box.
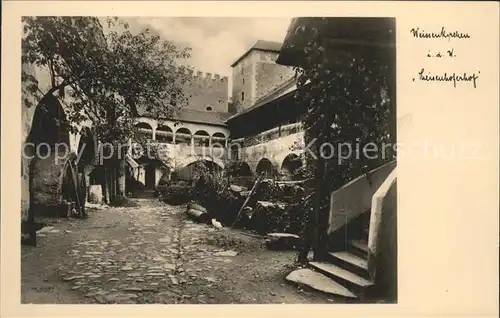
(256, 158, 276, 179)
(175, 157, 224, 181)
(156, 125, 174, 143)
(211, 132, 227, 147)
(193, 130, 210, 147)
(229, 161, 253, 177)
(175, 127, 192, 145)
(77, 127, 96, 169)
(281, 153, 303, 179)
(25, 94, 87, 218)
(30, 151, 85, 217)
(25, 94, 70, 158)
(136, 122, 153, 130)
(135, 122, 153, 140)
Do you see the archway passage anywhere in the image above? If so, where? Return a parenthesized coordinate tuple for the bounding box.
(30, 152, 86, 218)
(156, 125, 173, 143)
(281, 153, 303, 180)
(228, 161, 253, 177)
(228, 161, 254, 188)
(25, 95, 85, 221)
(176, 159, 223, 181)
(26, 94, 70, 157)
(77, 128, 96, 168)
(256, 158, 276, 179)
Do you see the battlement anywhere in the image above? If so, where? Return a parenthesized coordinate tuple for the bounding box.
(178, 66, 229, 113)
(179, 67, 228, 83)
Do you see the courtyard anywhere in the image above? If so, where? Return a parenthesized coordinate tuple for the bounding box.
(21, 198, 336, 304)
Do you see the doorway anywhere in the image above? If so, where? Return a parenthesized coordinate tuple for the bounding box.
(145, 164, 156, 189)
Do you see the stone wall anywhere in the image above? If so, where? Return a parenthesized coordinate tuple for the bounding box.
(239, 132, 304, 175)
(231, 50, 295, 112)
(183, 71, 229, 113)
(254, 51, 295, 102)
(231, 53, 255, 111)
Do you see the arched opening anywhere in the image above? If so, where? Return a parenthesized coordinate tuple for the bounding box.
(76, 128, 97, 205)
(26, 94, 70, 157)
(228, 161, 253, 177)
(193, 130, 210, 147)
(176, 159, 223, 181)
(256, 158, 276, 179)
(25, 95, 81, 220)
(135, 122, 153, 140)
(174, 127, 192, 145)
(156, 125, 173, 143)
(211, 132, 227, 147)
(281, 153, 302, 180)
(77, 128, 96, 168)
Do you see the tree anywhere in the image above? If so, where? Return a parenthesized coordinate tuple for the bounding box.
(22, 16, 192, 147)
(291, 19, 395, 262)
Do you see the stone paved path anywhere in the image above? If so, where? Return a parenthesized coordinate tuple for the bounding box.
(22, 199, 333, 304)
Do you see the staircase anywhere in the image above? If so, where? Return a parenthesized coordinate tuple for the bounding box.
(286, 213, 374, 300)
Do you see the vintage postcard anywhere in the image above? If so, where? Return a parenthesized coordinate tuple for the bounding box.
(1, 1, 499, 317)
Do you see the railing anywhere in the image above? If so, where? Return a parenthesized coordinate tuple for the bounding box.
(231, 122, 303, 148)
(135, 129, 228, 148)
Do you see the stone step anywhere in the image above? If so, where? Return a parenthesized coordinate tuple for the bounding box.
(330, 251, 368, 269)
(328, 251, 370, 279)
(286, 268, 357, 299)
(309, 261, 373, 295)
(348, 239, 369, 259)
(362, 228, 369, 239)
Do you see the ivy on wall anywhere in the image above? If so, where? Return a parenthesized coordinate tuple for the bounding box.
(291, 20, 396, 261)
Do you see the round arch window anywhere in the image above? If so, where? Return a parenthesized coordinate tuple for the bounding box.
(206, 106, 213, 111)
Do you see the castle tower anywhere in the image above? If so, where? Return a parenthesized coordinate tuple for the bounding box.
(230, 40, 295, 112)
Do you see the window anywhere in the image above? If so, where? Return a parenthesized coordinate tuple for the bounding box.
(206, 106, 212, 111)
(241, 92, 245, 101)
(242, 77, 245, 84)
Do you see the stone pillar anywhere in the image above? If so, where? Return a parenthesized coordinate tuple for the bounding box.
(117, 158, 126, 196)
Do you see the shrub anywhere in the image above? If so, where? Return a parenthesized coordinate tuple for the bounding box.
(109, 195, 138, 207)
(157, 180, 193, 205)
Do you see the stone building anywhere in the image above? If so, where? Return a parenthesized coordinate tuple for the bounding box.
(21, 38, 308, 218)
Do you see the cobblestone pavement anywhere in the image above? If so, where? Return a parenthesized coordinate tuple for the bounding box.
(21, 199, 332, 304)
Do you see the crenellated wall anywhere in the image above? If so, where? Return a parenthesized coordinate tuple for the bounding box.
(181, 68, 229, 113)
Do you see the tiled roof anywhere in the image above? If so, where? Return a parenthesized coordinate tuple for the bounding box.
(226, 77, 297, 122)
(137, 104, 231, 126)
(175, 108, 232, 126)
(231, 40, 283, 67)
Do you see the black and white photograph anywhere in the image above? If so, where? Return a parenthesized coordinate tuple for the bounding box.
(20, 16, 397, 304)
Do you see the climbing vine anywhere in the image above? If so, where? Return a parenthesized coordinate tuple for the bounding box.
(291, 20, 395, 260)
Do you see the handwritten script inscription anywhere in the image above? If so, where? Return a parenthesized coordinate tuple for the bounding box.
(411, 26, 479, 88)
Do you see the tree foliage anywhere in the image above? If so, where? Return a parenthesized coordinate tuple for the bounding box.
(290, 19, 395, 259)
(22, 17, 192, 146)
(293, 20, 394, 192)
